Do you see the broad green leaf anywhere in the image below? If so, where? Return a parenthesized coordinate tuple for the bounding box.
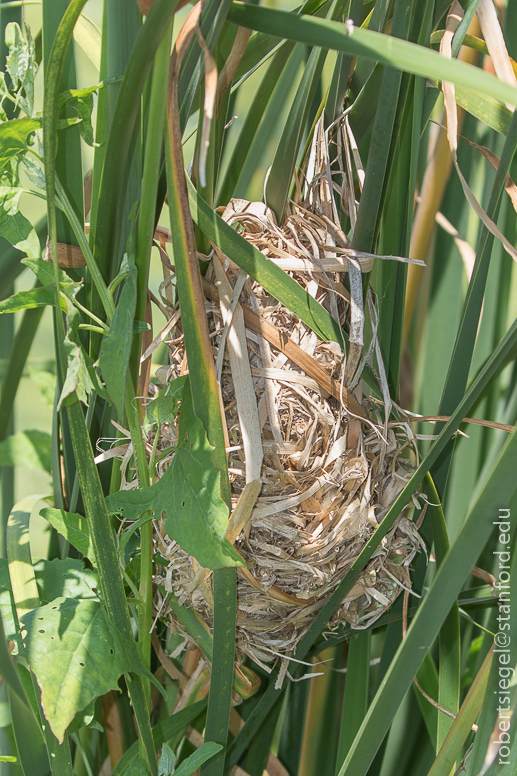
(33, 558, 100, 604)
(28, 367, 56, 406)
(146, 375, 187, 427)
(107, 386, 243, 570)
(65, 698, 96, 737)
(20, 597, 162, 743)
(98, 262, 137, 421)
(158, 743, 175, 776)
(73, 14, 101, 71)
(454, 85, 513, 136)
(0, 285, 63, 313)
(0, 556, 99, 648)
(0, 117, 39, 169)
(0, 186, 40, 258)
(22, 256, 81, 290)
(39, 508, 95, 564)
(175, 743, 223, 776)
(0, 429, 52, 473)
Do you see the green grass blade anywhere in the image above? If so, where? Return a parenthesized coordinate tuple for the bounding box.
(228, 2, 517, 108)
(92, 0, 180, 286)
(114, 700, 208, 774)
(277, 680, 310, 776)
(335, 631, 371, 773)
(264, 37, 329, 222)
(337, 428, 517, 776)
(200, 568, 237, 776)
(243, 700, 282, 776)
(73, 13, 101, 71)
(426, 476, 460, 750)
(216, 40, 295, 205)
(428, 647, 493, 776)
(465, 513, 517, 776)
(167, 51, 239, 774)
(7, 682, 50, 776)
(42, 0, 84, 249)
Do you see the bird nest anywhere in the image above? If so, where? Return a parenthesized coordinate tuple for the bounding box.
(137, 115, 425, 666)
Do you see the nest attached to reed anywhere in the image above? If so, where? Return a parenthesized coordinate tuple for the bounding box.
(146, 116, 425, 666)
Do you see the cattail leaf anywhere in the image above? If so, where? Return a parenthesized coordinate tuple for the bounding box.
(98, 264, 137, 421)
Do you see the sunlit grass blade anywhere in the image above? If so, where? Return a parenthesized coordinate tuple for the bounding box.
(228, 2, 517, 107)
(428, 647, 493, 776)
(92, 0, 180, 288)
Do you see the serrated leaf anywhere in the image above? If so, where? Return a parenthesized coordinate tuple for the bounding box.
(98, 264, 137, 421)
(107, 385, 243, 570)
(5, 22, 37, 116)
(59, 86, 96, 146)
(39, 508, 96, 564)
(0, 430, 51, 473)
(33, 558, 100, 604)
(20, 597, 162, 743)
(0, 118, 39, 169)
(158, 743, 175, 776)
(20, 156, 45, 188)
(146, 375, 187, 427)
(174, 743, 223, 776)
(21, 256, 78, 289)
(58, 306, 105, 409)
(28, 367, 56, 406)
(0, 208, 40, 258)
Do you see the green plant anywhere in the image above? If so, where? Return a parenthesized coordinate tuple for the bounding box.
(0, 1, 515, 775)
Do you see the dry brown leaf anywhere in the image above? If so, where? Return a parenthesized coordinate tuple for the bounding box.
(216, 26, 251, 113)
(196, 27, 218, 188)
(461, 137, 517, 213)
(476, 0, 517, 109)
(440, 2, 517, 262)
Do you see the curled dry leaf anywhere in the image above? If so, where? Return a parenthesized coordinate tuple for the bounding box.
(441, 1, 517, 262)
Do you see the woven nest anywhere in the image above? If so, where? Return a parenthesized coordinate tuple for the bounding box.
(143, 116, 425, 666)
